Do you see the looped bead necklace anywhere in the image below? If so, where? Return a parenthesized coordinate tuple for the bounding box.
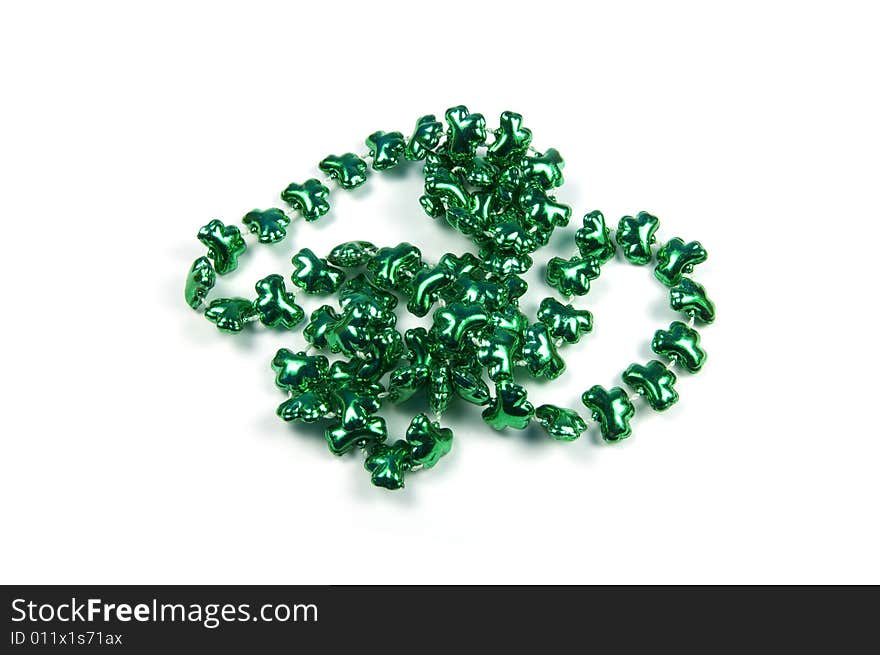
(184, 105, 716, 491)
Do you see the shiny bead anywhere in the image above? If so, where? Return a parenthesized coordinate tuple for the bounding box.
(281, 179, 330, 221)
(487, 111, 532, 165)
(406, 414, 453, 468)
(424, 166, 470, 208)
(521, 148, 564, 189)
(494, 165, 524, 208)
(367, 242, 423, 290)
(364, 440, 412, 490)
(445, 272, 508, 311)
(430, 302, 489, 350)
(338, 273, 398, 324)
(444, 105, 486, 161)
(470, 190, 503, 223)
(329, 385, 382, 431)
(479, 248, 533, 277)
(254, 274, 305, 329)
(406, 264, 454, 317)
(652, 321, 707, 372)
(670, 277, 715, 323)
(546, 255, 600, 297)
(291, 247, 345, 294)
(271, 348, 329, 392)
(366, 131, 406, 171)
(204, 297, 256, 334)
(616, 211, 659, 265)
(537, 297, 593, 344)
(198, 219, 247, 275)
(482, 380, 535, 430)
(504, 276, 529, 303)
(654, 237, 707, 287)
(534, 404, 587, 441)
(356, 328, 404, 381)
(428, 364, 453, 416)
(303, 305, 343, 351)
(522, 323, 565, 379)
(242, 208, 291, 244)
(464, 157, 500, 188)
(388, 364, 429, 403)
(326, 416, 387, 455)
(581, 385, 635, 443)
(277, 390, 332, 423)
(419, 194, 446, 218)
(623, 360, 679, 411)
(490, 305, 529, 337)
(488, 220, 538, 255)
(406, 115, 444, 161)
(438, 252, 481, 278)
(318, 153, 368, 190)
(575, 210, 616, 264)
(518, 185, 571, 229)
(476, 327, 520, 381)
(444, 206, 487, 236)
(449, 364, 491, 406)
(184, 256, 215, 309)
(327, 240, 377, 268)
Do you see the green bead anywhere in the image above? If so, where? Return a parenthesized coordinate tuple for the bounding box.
(303, 305, 342, 350)
(327, 240, 377, 268)
(405, 264, 454, 317)
(254, 274, 304, 329)
(617, 212, 659, 265)
(242, 208, 291, 244)
(204, 297, 256, 334)
(537, 297, 593, 344)
(197, 219, 247, 275)
(581, 385, 635, 443)
(357, 328, 404, 381)
(291, 247, 345, 294)
(449, 364, 491, 406)
(419, 194, 446, 218)
(490, 305, 529, 337)
(445, 272, 508, 311)
(654, 237, 707, 287)
(318, 153, 368, 190)
(444, 206, 487, 236)
(521, 148, 564, 188)
(444, 105, 486, 161)
(670, 278, 715, 323)
(476, 327, 520, 381)
(403, 327, 436, 369)
(494, 165, 525, 208)
(522, 323, 565, 379)
(281, 179, 331, 221)
(487, 111, 532, 165)
(546, 255, 599, 296)
(470, 190, 504, 223)
(271, 348, 329, 392)
(438, 252, 481, 278)
(482, 380, 535, 430)
(488, 220, 538, 255)
(479, 248, 533, 278)
(277, 390, 332, 423)
(575, 210, 616, 264)
(623, 360, 679, 411)
(463, 157, 500, 188)
(338, 273, 398, 323)
(406, 414, 453, 468)
(534, 404, 587, 441)
(504, 276, 529, 303)
(652, 321, 707, 373)
(518, 185, 571, 229)
(184, 256, 215, 309)
(329, 385, 382, 431)
(424, 166, 470, 208)
(366, 131, 406, 171)
(326, 416, 387, 455)
(364, 440, 412, 490)
(388, 364, 429, 403)
(367, 242, 423, 290)
(406, 115, 444, 161)
(430, 302, 489, 349)
(428, 364, 453, 416)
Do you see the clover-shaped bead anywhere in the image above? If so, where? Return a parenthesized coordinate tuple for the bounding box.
(575, 210, 616, 264)
(291, 247, 345, 295)
(277, 390, 333, 423)
(406, 414, 453, 469)
(537, 297, 593, 344)
(546, 255, 600, 297)
(419, 193, 446, 218)
(463, 157, 500, 188)
(482, 380, 535, 431)
(494, 165, 525, 208)
(197, 219, 247, 275)
(430, 302, 489, 350)
(581, 385, 635, 443)
(444, 272, 509, 311)
(444, 206, 487, 237)
(521, 147, 564, 189)
(652, 321, 707, 373)
(478, 247, 533, 278)
(326, 416, 388, 456)
(654, 237, 708, 287)
(476, 326, 521, 381)
(366, 131, 406, 171)
(444, 105, 486, 161)
(204, 297, 256, 334)
(504, 276, 529, 303)
(327, 240, 377, 268)
(487, 111, 532, 166)
(623, 360, 679, 411)
(356, 328, 405, 381)
(254, 274, 304, 329)
(405, 264, 454, 317)
(424, 166, 470, 209)
(281, 179, 330, 221)
(449, 363, 491, 406)
(616, 212, 659, 265)
(364, 440, 412, 490)
(522, 323, 566, 379)
(338, 273, 398, 324)
(367, 242, 423, 291)
(303, 305, 343, 351)
(670, 278, 715, 323)
(271, 348, 329, 392)
(318, 153, 368, 190)
(406, 114, 444, 161)
(534, 405, 588, 441)
(184, 256, 216, 309)
(438, 252, 482, 278)
(242, 208, 291, 244)
(490, 305, 529, 337)
(329, 385, 383, 431)
(488, 220, 538, 255)
(469, 190, 504, 223)
(518, 185, 571, 230)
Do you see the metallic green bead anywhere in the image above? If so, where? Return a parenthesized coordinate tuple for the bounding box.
(449, 364, 491, 406)
(254, 274, 304, 329)
(425, 166, 470, 208)
(476, 327, 520, 381)
(326, 416, 387, 456)
(654, 237, 707, 287)
(277, 390, 332, 423)
(406, 115, 444, 161)
(487, 111, 532, 166)
(652, 321, 707, 372)
(242, 208, 291, 244)
(438, 252, 481, 279)
(366, 131, 406, 171)
(329, 385, 382, 431)
(303, 305, 343, 350)
(430, 302, 489, 350)
(518, 185, 571, 229)
(327, 240, 377, 268)
(197, 219, 247, 275)
(482, 380, 535, 431)
(581, 385, 635, 443)
(291, 247, 345, 295)
(522, 323, 565, 379)
(494, 165, 525, 208)
(429, 364, 453, 417)
(488, 220, 537, 255)
(388, 364, 429, 403)
(617, 211, 659, 265)
(463, 157, 500, 188)
(357, 328, 404, 381)
(364, 440, 412, 490)
(204, 297, 256, 334)
(521, 147, 564, 189)
(623, 360, 679, 411)
(271, 348, 329, 392)
(469, 190, 504, 223)
(281, 179, 330, 221)
(445, 206, 488, 236)
(367, 242, 423, 290)
(479, 248, 533, 278)
(670, 277, 715, 323)
(534, 404, 587, 441)
(406, 264, 454, 317)
(406, 414, 453, 468)
(445, 272, 509, 311)
(184, 256, 215, 309)
(444, 105, 486, 161)
(537, 297, 593, 344)
(338, 273, 398, 324)
(318, 153, 368, 190)
(504, 276, 529, 303)
(575, 210, 616, 264)
(419, 193, 446, 218)
(546, 255, 599, 297)
(490, 305, 529, 337)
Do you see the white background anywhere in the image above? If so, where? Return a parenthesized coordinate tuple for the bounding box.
(1, 1, 878, 584)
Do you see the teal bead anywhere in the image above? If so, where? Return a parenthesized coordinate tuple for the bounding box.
(537, 297, 593, 344)
(521, 148, 564, 189)
(318, 153, 368, 190)
(326, 416, 387, 455)
(575, 210, 616, 264)
(405, 264, 454, 317)
(428, 364, 453, 417)
(406, 414, 453, 468)
(581, 385, 635, 443)
(291, 247, 345, 294)
(623, 360, 679, 411)
(482, 380, 535, 430)
(424, 166, 470, 208)
(449, 364, 491, 406)
(242, 208, 291, 244)
(430, 302, 489, 350)
(546, 255, 600, 296)
(654, 237, 707, 287)
(670, 278, 715, 323)
(329, 385, 382, 431)
(281, 179, 331, 221)
(406, 115, 444, 161)
(366, 131, 406, 171)
(327, 240, 377, 268)
(534, 405, 588, 441)
(277, 390, 333, 423)
(271, 348, 329, 392)
(463, 157, 500, 188)
(198, 219, 247, 275)
(444, 105, 486, 161)
(617, 212, 659, 265)
(204, 297, 256, 333)
(367, 242, 423, 290)
(184, 256, 215, 309)
(476, 327, 520, 381)
(652, 321, 707, 372)
(364, 440, 412, 490)
(303, 305, 343, 351)
(522, 323, 565, 379)
(254, 274, 304, 329)
(518, 185, 571, 230)
(487, 111, 532, 165)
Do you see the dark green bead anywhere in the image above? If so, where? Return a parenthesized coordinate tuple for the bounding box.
(449, 364, 491, 406)
(277, 390, 332, 423)
(303, 305, 342, 350)
(364, 440, 412, 490)
(242, 208, 291, 244)
(445, 272, 508, 311)
(463, 157, 500, 188)
(367, 242, 423, 290)
(438, 252, 481, 278)
(494, 165, 524, 207)
(522, 323, 565, 379)
(445, 206, 488, 236)
(366, 131, 406, 171)
(430, 302, 489, 350)
(482, 380, 535, 431)
(487, 111, 532, 165)
(338, 273, 398, 323)
(327, 240, 377, 268)
(546, 255, 599, 296)
(357, 328, 404, 381)
(504, 276, 529, 303)
(291, 247, 345, 294)
(406, 414, 453, 468)
(521, 148, 564, 188)
(469, 190, 503, 223)
(281, 179, 330, 221)
(329, 385, 382, 431)
(425, 166, 470, 208)
(537, 297, 593, 344)
(406, 264, 454, 317)
(184, 256, 215, 309)
(581, 385, 635, 443)
(444, 105, 486, 161)
(204, 298, 256, 334)
(670, 278, 715, 323)
(490, 305, 529, 337)
(518, 185, 571, 229)
(488, 220, 537, 255)
(406, 115, 444, 161)
(479, 248, 533, 277)
(534, 404, 587, 441)
(428, 364, 453, 416)
(318, 153, 368, 190)
(326, 416, 387, 456)
(388, 364, 429, 403)
(271, 348, 329, 392)
(654, 237, 707, 287)
(652, 321, 707, 373)
(198, 219, 247, 275)
(476, 327, 520, 381)
(419, 193, 446, 218)
(254, 274, 304, 329)
(575, 210, 616, 264)
(623, 360, 679, 411)
(617, 212, 659, 265)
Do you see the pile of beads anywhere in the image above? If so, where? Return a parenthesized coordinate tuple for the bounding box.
(184, 106, 715, 490)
